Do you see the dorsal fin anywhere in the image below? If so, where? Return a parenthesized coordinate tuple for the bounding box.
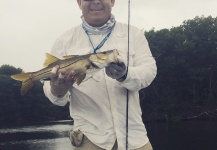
(63, 55, 78, 59)
(43, 53, 59, 67)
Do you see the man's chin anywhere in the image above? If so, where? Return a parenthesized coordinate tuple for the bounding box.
(88, 18, 107, 27)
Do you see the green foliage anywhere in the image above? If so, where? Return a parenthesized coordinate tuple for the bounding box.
(0, 64, 23, 76)
(0, 65, 70, 124)
(141, 16, 217, 122)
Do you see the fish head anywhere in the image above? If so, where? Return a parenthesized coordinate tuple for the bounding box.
(89, 49, 119, 69)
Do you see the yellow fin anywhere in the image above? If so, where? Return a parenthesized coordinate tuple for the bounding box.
(43, 53, 59, 67)
(63, 55, 78, 59)
(21, 80, 34, 95)
(11, 72, 35, 95)
(11, 73, 31, 81)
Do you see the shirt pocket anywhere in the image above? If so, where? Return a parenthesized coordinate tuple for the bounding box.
(116, 44, 135, 67)
(107, 33, 135, 67)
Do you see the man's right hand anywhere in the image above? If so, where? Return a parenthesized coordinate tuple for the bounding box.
(50, 65, 75, 98)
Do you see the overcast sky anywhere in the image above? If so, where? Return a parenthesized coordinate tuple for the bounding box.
(0, 0, 217, 72)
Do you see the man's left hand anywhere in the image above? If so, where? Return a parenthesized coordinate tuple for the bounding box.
(106, 62, 127, 82)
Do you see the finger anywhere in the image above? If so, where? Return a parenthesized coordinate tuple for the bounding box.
(51, 66, 59, 74)
(66, 71, 75, 80)
(116, 62, 126, 70)
(58, 72, 65, 79)
(105, 67, 112, 77)
(65, 71, 76, 84)
(110, 69, 119, 77)
(57, 71, 66, 83)
(109, 62, 119, 69)
(50, 65, 59, 77)
(109, 63, 124, 72)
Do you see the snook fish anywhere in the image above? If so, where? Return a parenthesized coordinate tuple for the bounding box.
(11, 49, 119, 95)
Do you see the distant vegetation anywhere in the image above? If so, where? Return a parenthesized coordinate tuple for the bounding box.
(0, 16, 216, 124)
(141, 15, 217, 121)
(0, 65, 70, 124)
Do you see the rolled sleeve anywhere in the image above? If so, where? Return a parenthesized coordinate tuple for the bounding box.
(43, 81, 69, 106)
(118, 62, 157, 91)
(118, 29, 157, 91)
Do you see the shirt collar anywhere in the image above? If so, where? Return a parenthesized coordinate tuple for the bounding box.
(81, 14, 116, 35)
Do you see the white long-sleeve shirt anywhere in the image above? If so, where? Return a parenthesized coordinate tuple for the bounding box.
(43, 22, 157, 150)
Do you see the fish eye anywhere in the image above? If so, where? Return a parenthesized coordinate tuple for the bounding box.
(101, 51, 107, 54)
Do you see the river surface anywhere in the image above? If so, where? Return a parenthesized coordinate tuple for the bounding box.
(0, 120, 217, 150)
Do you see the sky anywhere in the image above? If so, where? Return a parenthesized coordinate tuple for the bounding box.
(0, 0, 217, 72)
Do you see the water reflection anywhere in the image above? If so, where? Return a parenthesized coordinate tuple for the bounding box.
(1, 120, 217, 150)
(0, 120, 74, 150)
(0, 121, 73, 134)
(1, 138, 73, 150)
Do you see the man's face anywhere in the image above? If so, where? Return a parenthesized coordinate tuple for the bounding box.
(77, 0, 115, 27)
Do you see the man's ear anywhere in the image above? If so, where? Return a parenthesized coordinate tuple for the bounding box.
(77, 0, 82, 9)
(111, 0, 115, 7)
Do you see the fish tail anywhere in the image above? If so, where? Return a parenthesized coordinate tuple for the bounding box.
(11, 73, 35, 95)
(11, 73, 31, 81)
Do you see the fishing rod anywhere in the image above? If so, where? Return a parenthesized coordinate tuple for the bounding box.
(126, 0, 131, 149)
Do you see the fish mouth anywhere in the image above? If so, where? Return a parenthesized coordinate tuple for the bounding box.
(90, 61, 100, 69)
(110, 49, 119, 63)
(90, 61, 108, 69)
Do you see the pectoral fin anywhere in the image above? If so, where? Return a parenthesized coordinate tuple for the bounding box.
(74, 73, 86, 85)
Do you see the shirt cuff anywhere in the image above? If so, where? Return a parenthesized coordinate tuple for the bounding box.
(43, 81, 69, 106)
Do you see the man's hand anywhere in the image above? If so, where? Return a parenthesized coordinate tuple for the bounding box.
(106, 62, 127, 82)
(50, 65, 75, 98)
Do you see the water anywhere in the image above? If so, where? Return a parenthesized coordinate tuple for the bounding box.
(147, 121, 217, 150)
(0, 120, 217, 150)
(0, 120, 74, 150)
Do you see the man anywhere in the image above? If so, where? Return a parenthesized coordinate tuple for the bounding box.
(43, 0, 157, 149)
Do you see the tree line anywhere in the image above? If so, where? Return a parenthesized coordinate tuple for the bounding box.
(0, 16, 216, 124)
(141, 15, 217, 121)
(0, 65, 70, 124)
